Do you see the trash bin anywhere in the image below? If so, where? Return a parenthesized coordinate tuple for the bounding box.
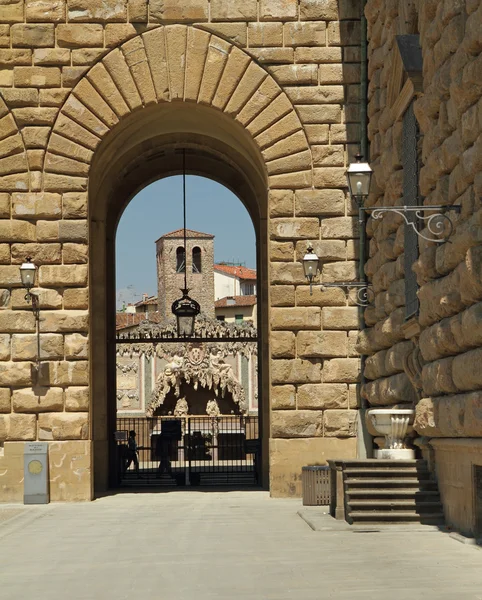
(302, 466, 331, 506)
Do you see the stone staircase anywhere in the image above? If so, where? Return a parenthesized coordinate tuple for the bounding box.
(341, 460, 445, 525)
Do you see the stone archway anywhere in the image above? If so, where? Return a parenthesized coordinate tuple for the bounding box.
(37, 24, 311, 495)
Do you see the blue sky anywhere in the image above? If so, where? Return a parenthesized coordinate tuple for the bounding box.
(116, 176, 256, 307)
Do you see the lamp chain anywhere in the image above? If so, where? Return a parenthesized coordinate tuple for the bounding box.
(183, 148, 187, 292)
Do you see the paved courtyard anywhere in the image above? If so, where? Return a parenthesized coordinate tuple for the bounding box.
(0, 491, 481, 600)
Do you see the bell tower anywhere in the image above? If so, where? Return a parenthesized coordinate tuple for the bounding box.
(156, 229, 215, 320)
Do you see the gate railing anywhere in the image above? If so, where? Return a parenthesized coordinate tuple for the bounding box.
(115, 415, 259, 486)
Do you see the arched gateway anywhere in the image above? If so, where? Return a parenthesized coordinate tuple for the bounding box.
(0, 19, 360, 501)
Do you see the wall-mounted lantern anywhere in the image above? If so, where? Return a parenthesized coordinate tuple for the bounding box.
(346, 153, 373, 205)
(20, 257, 39, 318)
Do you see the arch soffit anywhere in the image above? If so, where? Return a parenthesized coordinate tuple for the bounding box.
(41, 24, 312, 194)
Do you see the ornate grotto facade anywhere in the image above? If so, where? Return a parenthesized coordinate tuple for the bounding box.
(0, 0, 481, 537)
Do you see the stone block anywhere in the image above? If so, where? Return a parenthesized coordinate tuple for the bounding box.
(71, 48, 105, 65)
(270, 285, 295, 306)
(300, 0, 338, 20)
(12, 192, 61, 219)
(260, 0, 297, 20)
(322, 306, 359, 330)
(297, 330, 347, 358)
(65, 386, 89, 411)
(12, 386, 63, 412)
(271, 358, 321, 384)
(150, 0, 208, 21)
(322, 261, 358, 282)
(0, 334, 10, 360)
(0, 311, 36, 333)
(323, 358, 360, 383)
(327, 20, 360, 46)
(210, 0, 257, 20)
(247, 47, 294, 63)
(0, 361, 33, 386)
(199, 23, 247, 46)
(270, 241, 294, 262)
(34, 49, 71, 66)
(297, 383, 348, 409)
(263, 131, 309, 163)
(271, 410, 323, 438)
(323, 409, 357, 437)
(58, 219, 88, 242)
(64, 333, 88, 360)
(269, 64, 318, 85)
(284, 22, 326, 46)
(295, 285, 346, 306)
(295, 239, 346, 262)
(1, 88, 39, 107)
(0, 266, 22, 287)
(270, 262, 306, 285)
(364, 372, 418, 407)
(62, 193, 87, 219)
(38, 412, 89, 440)
(0, 244, 10, 264)
(67, 0, 127, 22)
(271, 331, 296, 358)
(271, 385, 296, 409)
(12, 333, 64, 360)
(0, 49, 32, 66)
(14, 66, 61, 88)
(271, 307, 321, 330)
(247, 22, 283, 47)
(11, 24, 55, 47)
(270, 218, 319, 240)
(63, 288, 88, 309)
(295, 189, 345, 217)
(0, 220, 36, 242)
(0, 414, 36, 441)
(296, 105, 342, 124)
(11, 287, 62, 310)
(312, 145, 345, 167)
(321, 217, 359, 239)
(63, 243, 88, 264)
(57, 24, 104, 48)
(0, 387, 11, 412)
(26, 0, 66, 21)
(38, 360, 89, 386)
(39, 310, 89, 333)
(39, 265, 88, 287)
(415, 393, 482, 438)
(11, 243, 61, 265)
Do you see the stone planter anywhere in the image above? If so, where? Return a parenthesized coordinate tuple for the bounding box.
(367, 408, 415, 459)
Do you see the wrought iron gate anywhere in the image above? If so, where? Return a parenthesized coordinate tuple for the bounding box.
(115, 415, 259, 487)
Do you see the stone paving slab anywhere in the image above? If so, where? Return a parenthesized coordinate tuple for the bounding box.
(0, 492, 481, 600)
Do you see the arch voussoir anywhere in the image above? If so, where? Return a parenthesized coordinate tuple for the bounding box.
(0, 97, 30, 192)
(121, 37, 157, 106)
(43, 24, 311, 191)
(184, 27, 210, 102)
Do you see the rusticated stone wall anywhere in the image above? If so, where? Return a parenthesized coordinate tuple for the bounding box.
(0, 0, 362, 500)
(362, 0, 482, 535)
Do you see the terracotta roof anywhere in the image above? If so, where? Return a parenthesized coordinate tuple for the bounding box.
(134, 296, 158, 307)
(158, 228, 214, 240)
(214, 264, 257, 280)
(214, 295, 257, 308)
(116, 312, 162, 330)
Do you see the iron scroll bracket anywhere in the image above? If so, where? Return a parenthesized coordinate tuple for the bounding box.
(320, 282, 374, 307)
(360, 205, 461, 243)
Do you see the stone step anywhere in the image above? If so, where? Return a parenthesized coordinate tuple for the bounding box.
(345, 478, 438, 488)
(336, 459, 427, 468)
(344, 467, 431, 476)
(346, 489, 441, 500)
(347, 499, 443, 510)
(348, 510, 445, 524)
